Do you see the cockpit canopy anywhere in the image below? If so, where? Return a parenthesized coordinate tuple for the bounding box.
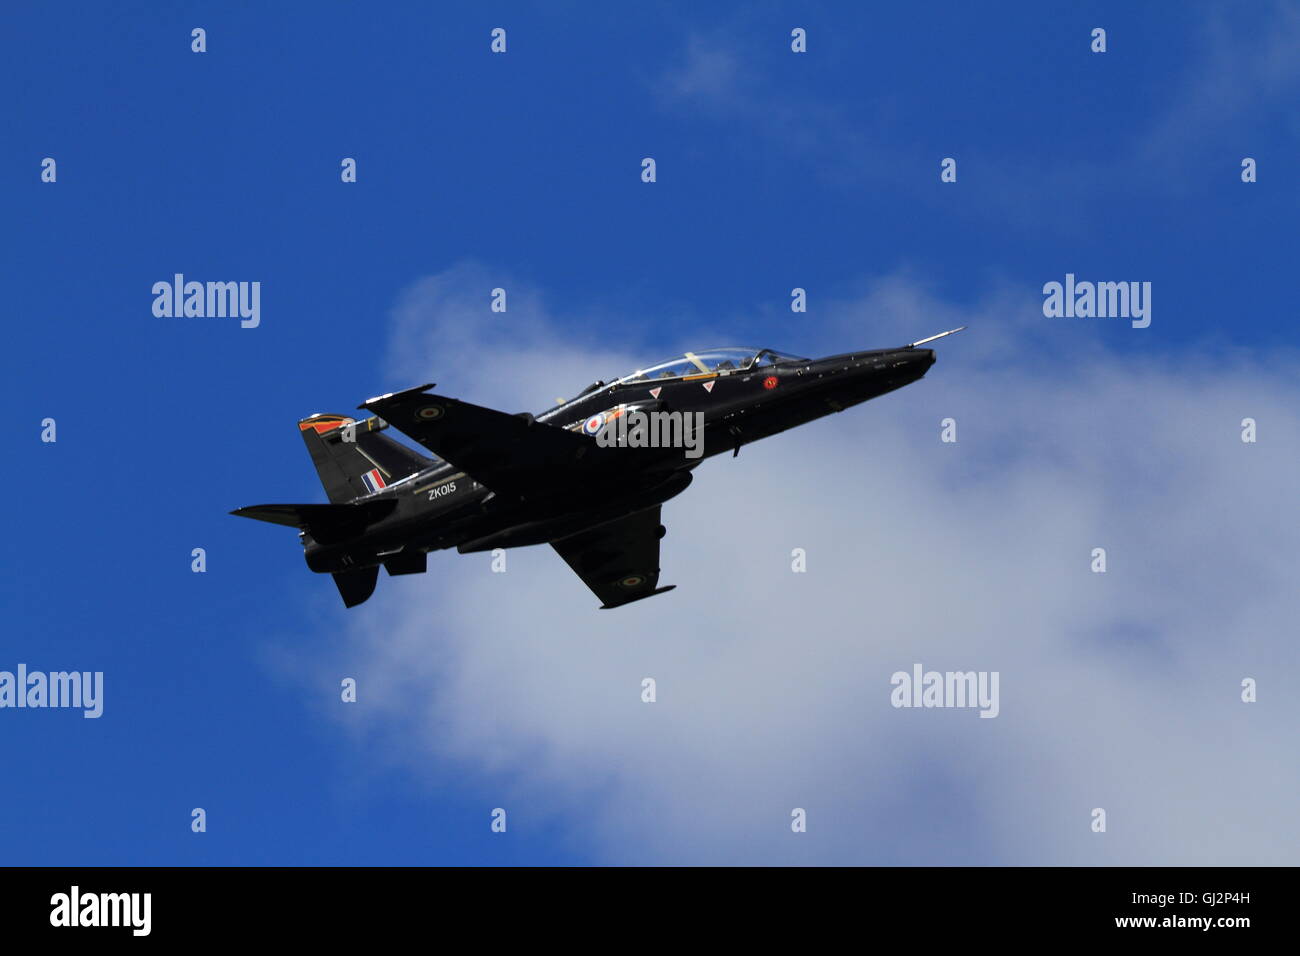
(612, 348, 808, 385)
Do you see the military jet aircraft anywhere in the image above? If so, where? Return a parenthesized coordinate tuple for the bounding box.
(232, 328, 963, 608)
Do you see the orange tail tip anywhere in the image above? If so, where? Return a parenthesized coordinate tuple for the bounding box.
(298, 414, 354, 435)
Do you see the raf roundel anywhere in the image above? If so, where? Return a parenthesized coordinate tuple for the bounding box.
(582, 413, 605, 436)
(619, 574, 646, 589)
(416, 405, 445, 421)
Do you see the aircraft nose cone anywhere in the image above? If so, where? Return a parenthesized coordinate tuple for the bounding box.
(895, 347, 934, 372)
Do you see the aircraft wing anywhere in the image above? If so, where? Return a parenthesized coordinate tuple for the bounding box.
(359, 384, 597, 497)
(550, 507, 676, 609)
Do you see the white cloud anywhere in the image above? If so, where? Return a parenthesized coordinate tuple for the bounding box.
(660, 34, 745, 105)
(1139, 2, 1300, 169)
(295, 264, 1300, 865)
(648, 8, 1300, 222)
(651, 30, 890, 183)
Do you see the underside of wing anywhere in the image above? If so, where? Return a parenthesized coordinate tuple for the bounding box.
(550, 506, 675, 609)
(359, 385, 597, 497)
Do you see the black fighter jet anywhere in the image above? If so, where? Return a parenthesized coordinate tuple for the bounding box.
(232, 328, 963, 608)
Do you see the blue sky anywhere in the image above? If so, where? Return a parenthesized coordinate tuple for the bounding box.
(3, 2, 1298, 866)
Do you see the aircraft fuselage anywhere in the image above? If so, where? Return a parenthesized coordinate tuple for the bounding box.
(301, 345, 937, 574)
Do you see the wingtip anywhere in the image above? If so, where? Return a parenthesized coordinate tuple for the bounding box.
(357, 382, 437, 410)
(599, 584, 677, 610)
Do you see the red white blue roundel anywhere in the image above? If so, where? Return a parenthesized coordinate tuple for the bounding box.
(582, 413, 605, 436)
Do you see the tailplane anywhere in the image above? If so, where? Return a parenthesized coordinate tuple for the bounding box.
(230, 498, 396, 544)
(230, 413, 429, 611)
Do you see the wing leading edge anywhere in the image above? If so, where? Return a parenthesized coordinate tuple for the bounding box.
(358, 385, 598, 497)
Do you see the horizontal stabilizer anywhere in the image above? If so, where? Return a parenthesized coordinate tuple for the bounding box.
(230, 499, 396, 544)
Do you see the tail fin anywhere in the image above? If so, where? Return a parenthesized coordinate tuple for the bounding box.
(299, 414, 430, 502)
